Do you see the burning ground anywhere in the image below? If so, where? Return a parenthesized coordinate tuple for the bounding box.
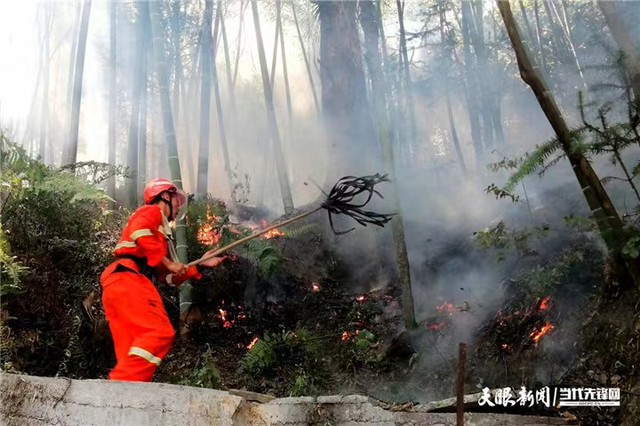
(153, 197, 602, 419)
(2, 192, 635, 425)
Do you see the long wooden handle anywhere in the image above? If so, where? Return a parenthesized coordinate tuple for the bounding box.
(188, 206, 323, 267)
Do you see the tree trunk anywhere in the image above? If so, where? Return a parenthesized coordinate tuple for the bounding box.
(533, 0, 547, 74)
(171, 1, 184, 118)
(438, 5, 467, 173)
(317, 0, 378, 177)
(518, 0, 536, 46)
(219, 3, 235, 113)
(549, 0, 587, 90)
(542, 0, 567, 61)
(598, 0, 640, 113)
(251, 0, 294, 214)
(65, 1, 81, 151)
(148, 0, 193, 317)
(360, 0, 416, 329)
(470, 0, 500, 148)
(138, 62, 148, 204)
(39, 2, 52, 162)
(277, 2, 292, 123)
(211, 0, 236, 207)
(128, 4, 149, 207)
(107, 0, 117, 204)
(232, 1, 247, 88)
(290, 0, 319, 112)
(269, 5, 280, 91)
(65, 0, 92, 165)
(197, 0, 214, 195)
(497, 0, 639, 287)
(396, 0, 418, 164)
(461, 0, 484, 163)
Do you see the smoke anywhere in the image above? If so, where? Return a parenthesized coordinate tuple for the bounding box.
(2, 0, 639, 402)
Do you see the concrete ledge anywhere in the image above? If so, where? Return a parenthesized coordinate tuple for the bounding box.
(0, 373, 576, 426)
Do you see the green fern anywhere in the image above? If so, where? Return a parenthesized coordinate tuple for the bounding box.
(281, 224, 317, 238)
(243, 238, 282, 276)
(0, 227, 27, 297)
(503, 138, 562, 192)
(37, 171, 113, 203)
(239, 332, 280, 374)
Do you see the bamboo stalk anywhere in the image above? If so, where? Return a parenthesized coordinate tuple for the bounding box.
(188, 207, 322, 266)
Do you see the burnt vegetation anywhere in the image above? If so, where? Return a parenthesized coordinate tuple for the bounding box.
(2, 0, 640, 425)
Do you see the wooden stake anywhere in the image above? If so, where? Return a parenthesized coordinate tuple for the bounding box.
(456, 342, 467, 426)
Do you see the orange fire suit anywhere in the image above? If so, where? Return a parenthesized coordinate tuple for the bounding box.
(100, 204, 201, 381)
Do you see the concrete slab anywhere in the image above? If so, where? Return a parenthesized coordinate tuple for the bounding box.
(0, 373, 577, 426)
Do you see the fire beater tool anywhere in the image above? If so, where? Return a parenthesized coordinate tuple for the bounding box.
(188, 174, 394, 267)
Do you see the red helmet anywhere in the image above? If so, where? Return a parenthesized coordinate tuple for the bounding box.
(143, 178, 187, 207)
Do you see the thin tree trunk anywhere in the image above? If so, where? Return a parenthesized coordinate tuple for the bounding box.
(211, 0, 236, 208)
(542, 0, 567, 61)
(318, 0, 378, 177)
(107, 0, 117, 204)
(171, 1, 183, 119)
(549, 0, 587, 90)
(232, 0, 247, 88)
(497, 0, 639, 287)
(291, 0, 319, 112)
(518, 0, 536, 46)
(446, 92, 467, 173)
(360, 0, 416, 329)
(277, 1, 294, 178)
(148, 0, 193, 317)
(39, 2, 52, 162)
(376, 0, 400, 163)
(533, 0, 547, 74)
(277, 1, 292, 122)
(66, 2, 81, 137)
(138, 61, 148, 204)
(269, 6, 280, 91)
(65, 0, 92, 165)
(598, 0, 640, 113)
(219, 3, 235, 112)
(197, 0, 214, 194)
(470, 0, 497, 148)
(461, 0, 484, 163)
(251, 0, 294, 214)
(128, 4, 148, 206)
(439, 5, 467, 174)
(396, 0, 418, 163)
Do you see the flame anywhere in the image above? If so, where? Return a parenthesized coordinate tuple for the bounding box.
(312, 282, 320, 292)
(263, 228, 284, 239)
(427, 321, 447, 330)
(341, 329, 363, 341)
(501, 343, 509, 350)
(436, 301, 455, 316)
(218, 307, 235, 328)
(530, 322, 554, 343)
(197, 210, 222, 246)
(252, 219, 284, 239)
(247, 337, 259, 349)
(539, 296, 551, 310)
(356, 295, 366, 303)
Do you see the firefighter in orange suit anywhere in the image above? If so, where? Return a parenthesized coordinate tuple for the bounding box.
(100, 178, 224, 382)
